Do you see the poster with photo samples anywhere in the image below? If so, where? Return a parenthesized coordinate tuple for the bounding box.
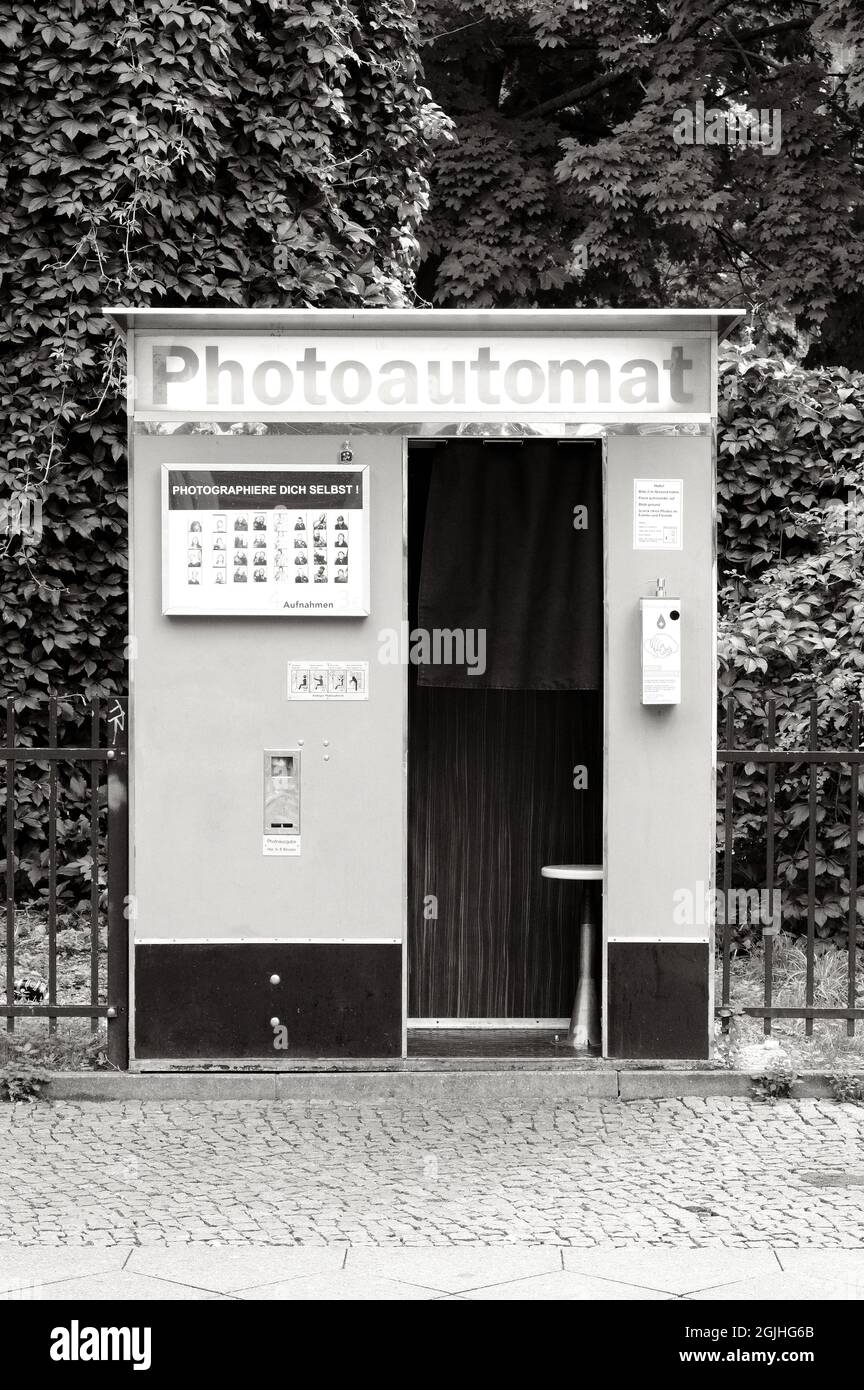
(162, 463, 370, 615)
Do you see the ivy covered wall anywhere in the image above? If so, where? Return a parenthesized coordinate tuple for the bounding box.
(0, 0, 440, 707)
(717, 349, 864, 943)
(0, 0, 442, 903)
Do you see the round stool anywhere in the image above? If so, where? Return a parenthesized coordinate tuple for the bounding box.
(541, 865, 603, 1053)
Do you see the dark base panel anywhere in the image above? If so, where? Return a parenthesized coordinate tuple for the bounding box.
(135, 943, 402, 1059)
(607, 941, 710, 1060)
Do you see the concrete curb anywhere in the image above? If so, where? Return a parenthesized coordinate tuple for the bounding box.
(617, 1071, 835, 1100)
(617, 1070, 754, 1100)
(44, 1070, 619, 1103)
(33, 1068, 851, 1102)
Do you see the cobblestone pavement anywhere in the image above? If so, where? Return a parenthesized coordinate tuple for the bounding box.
(2, 1096, 864, 1249)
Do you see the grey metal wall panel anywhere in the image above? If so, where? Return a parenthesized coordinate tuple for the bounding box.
(130, 434, 404, 953)
(604, 435, 715, 940)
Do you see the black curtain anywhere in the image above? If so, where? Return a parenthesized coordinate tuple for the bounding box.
(408, 441, 603, 1018)
(417, 440, 602, 689)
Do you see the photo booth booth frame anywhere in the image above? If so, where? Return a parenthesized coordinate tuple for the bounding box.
(106, 307, 743, 1065)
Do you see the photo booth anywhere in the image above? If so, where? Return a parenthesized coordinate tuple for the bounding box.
(106, 307, 742, 1064)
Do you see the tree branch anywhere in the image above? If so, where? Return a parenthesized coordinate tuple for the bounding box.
(521, 4, 810, 121)
(522, 0, 738, 119)
(524, 67, 630, 120)
(421, 19, 486, 46)
(736, 18, 812, 45)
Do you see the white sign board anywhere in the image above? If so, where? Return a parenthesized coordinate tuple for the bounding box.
(633, 478, 683, 550)
(162, 464, 370, 616)
(135, 334, 712, 421)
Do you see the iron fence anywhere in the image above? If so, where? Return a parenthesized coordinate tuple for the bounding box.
(0, 695, 128, 1067)
(717, 696, 863, 1035)
(2, 689, 860, 1061)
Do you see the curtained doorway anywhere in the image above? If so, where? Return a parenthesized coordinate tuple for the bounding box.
(407, 439, 604, 1020)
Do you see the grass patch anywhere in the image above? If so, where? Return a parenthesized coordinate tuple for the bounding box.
(717, 934, 864, 1071)
(0, 1063, 50, 1102)
(1, 907, 108, 1070)
(0, 907, 106, 1004)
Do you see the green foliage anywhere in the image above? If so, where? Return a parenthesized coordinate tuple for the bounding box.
(418, 1, 864, 360)
(828, 1070, 864, 1102)
(0, 0, 438, 683)
(420, 106, 571, 305)
(750, 1063, 798, 1101)
(0, 1029, 108, 1073)
(0, 1060, 49, 1101)
(717, 348, 864, 946)
(420, 1, 864, 965)
(0, 0, 441, 901)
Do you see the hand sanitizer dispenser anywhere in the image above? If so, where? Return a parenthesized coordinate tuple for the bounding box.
(640, 579, 681, 705)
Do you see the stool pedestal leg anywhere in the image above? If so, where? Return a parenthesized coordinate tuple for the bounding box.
(566, 884, 601, 1053)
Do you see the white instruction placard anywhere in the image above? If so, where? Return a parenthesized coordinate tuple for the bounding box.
(633, 478, 683, 550)
(286, 660, 368, 700)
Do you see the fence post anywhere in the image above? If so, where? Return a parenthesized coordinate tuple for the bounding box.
(47, 695, 57, 1035)
(805, 699, 818, 1036)
(764, 699, 777, 1034)
(4, 703, 14, 1035)
(106, 695, 129, 1069)
(848, 702, 861, 1037)
(721, 698, 735, 1030)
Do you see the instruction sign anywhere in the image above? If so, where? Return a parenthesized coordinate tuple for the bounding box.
(633, 478, 683, 550)
(287, 661, 368, 700)
(162, 463, 370, 616)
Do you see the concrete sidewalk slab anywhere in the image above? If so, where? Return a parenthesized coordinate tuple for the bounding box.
(0, 1247, 130, 1295)
(238, 1271, 442, 1301)
(775, 1249, 864, 1292)
(562, 1247, 780, 1295)
(2, 1246, 864, 1299)
(2, 1270, 229, 1301)
(127, 1246, 346, 1293)
(343, 1245, 562, 1293)
(457, 1270, 675, 1300)
(685, 1271, 860, 1300)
